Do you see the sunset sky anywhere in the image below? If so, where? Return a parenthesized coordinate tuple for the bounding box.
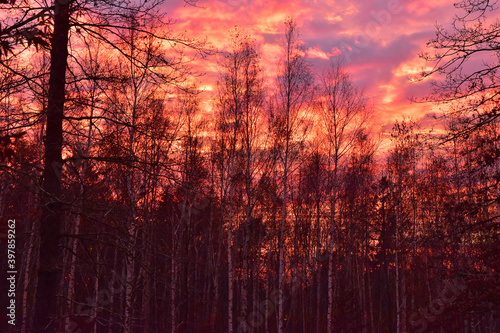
(160, 0, 481, 131)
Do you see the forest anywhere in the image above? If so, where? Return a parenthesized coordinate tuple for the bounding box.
(0, 0, 499, 332)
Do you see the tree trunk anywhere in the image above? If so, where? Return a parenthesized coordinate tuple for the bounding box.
(278, 143, 288, 333)
(141, 245, 151, 333)
(92, 250, 100, 333)
(21, 201, 38, 332)
(241, 211, 249, 328)
(106, 247, 119, 333)
(171, 226, 177, 333)
(210, 195, 220, 331)
(124, 221, 138, 333)
(34, 0, 71, 331)
(227, 199, 234, 333)
(315, 198, 322, 333)
(63, 214, 82, 332)
(327, 177, 337, 333)
(395, 211, 400, 333)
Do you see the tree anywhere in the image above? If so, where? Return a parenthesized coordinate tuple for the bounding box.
(0, 0, 207, 331)
(318, 60, 369, 333)
(385, 120, 422, 333)
(272, 18, 313, 333)
(420, 1, 500, 326)
(215, 28, 268, 332)
(34, 2, 71, 330)
(420, 0, 500, 138)
(295, 149, 327, 333)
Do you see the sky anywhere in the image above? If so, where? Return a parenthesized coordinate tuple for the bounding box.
(161, 0, 470, 131)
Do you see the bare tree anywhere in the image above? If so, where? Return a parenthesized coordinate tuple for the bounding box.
(0, 0, 208, 330)
(318, 60, 369, 333)
(420, 0, 500, 138)
(272, 18, 313, 333)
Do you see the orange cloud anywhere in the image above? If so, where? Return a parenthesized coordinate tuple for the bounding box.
(163, 0, 493, 130)
(306, 46, 342, 60)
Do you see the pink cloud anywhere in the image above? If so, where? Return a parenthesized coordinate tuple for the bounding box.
(306, 46, 342, 60)
(161, 0, 494, 128)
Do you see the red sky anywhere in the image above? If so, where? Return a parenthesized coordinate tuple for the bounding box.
(162, 0, 480, 131)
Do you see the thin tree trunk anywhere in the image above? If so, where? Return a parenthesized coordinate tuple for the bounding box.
(279, 145, 288, 333)
(108, 247, 118, 333)
(302, 257, 307, 333)
(241, 119, 253, 330)
(315, 198, 321, 333)
(123, 161, 138, 333)
(327, 184, 337, 333)
(400, 263, 406, 332)
(227, 196, 234, 333)
(222, 146, 236, 333)
(141, 246, 151, 333)
(21, 202, 38, 332)
(211, 201, 220, 331)
(265, 243, 271, 333)
(253, 239, 261, 333)
(241, 206, 250, 327)
(315, 198, 322, 333)
(171, 225, 177, 333)
(367, 255, 374, 333)
(63, 214, 82, 331)
(124, 44, 140, 332)
(93, 251, 100, 333)
(395, 213, 400, 333)
(124, 221, 138, 333)
(327, 150, 340, 333)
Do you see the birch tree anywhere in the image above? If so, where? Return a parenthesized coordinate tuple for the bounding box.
(272, 18, 313, 333)
(319, 61, 369, 333)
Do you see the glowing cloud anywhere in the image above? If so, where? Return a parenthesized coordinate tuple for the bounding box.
(162, 0, 494, 128)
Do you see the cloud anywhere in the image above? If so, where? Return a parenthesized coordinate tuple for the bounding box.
(306, 46, 341, 60)
(162, 0, 478, 127)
